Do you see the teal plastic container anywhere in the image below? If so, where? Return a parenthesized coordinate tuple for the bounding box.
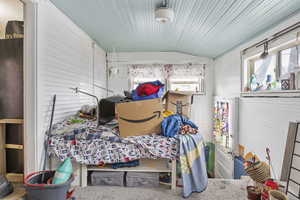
(53, 158, 73, 184)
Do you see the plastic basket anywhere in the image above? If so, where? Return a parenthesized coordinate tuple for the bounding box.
(24, 170, 74, 200)
(245, 161, 271, 183)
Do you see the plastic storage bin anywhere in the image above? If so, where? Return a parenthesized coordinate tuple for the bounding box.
(91, 171, 124, 186)
(126, 172, 159, 188)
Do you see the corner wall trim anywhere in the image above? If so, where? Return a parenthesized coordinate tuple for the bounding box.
(23, 0, 38, 174)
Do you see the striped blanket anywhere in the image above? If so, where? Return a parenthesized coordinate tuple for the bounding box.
(179, 134, 208, 198)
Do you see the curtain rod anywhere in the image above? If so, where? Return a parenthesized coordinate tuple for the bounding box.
(242, 21, 300, 53)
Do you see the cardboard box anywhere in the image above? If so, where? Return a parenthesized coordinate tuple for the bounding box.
(163, 91, 193, 117)
(116, 98, 163, 137)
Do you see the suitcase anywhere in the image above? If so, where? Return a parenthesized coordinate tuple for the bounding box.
(98, 96, 130, 125)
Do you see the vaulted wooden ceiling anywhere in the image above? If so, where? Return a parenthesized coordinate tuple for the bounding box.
(50, 0, 300, 58)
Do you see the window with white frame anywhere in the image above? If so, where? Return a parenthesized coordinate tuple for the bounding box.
(128, 64, 205, 94)
(241, 24, 300, 97)
(168, 77, 202, 92)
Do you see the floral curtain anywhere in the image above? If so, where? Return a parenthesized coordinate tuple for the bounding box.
(128, 64, 205, 79)
(167, 64, 205, 78)
(128, 64, 165, 79)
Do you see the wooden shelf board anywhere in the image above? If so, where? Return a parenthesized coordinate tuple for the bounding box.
(6, 173, 24, 183)
(5, 144, 23, 150)
(88, 159, 172, 173)
(0, 119, 24, 124)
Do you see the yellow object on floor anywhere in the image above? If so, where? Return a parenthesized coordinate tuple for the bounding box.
(163, 110, 174, 118)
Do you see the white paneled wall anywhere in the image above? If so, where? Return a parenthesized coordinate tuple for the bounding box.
(190, 64, 214, 142)
(93, 44, 107, 98)
(36, 1, 106, 170)
(214, 11, 300, 177)
(239, 98, 300, 178)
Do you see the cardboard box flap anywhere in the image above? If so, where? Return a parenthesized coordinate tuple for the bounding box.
(163, 91, 194, 104)
(163, 90, 193, 117)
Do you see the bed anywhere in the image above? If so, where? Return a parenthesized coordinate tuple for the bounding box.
(48, 115, 178, 189)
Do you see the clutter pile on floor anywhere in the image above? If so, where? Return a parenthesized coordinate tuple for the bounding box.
(26, 80, 208, 199)
(243, 149, 288, 200)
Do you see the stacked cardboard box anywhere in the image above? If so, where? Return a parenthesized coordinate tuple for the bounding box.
(115, 91, 193, 138)
(116, 98, 163, 137)
(163, 91, 193, 118)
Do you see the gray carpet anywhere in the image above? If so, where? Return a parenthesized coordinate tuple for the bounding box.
(74, 179, 248, 200)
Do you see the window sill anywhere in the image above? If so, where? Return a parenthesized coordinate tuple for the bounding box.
(241, 90, 300, 97)
(193, 92, 205, 95)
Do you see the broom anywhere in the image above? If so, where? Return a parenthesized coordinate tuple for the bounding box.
(41, 95, 56, 182)
(266, 148, 277, 180)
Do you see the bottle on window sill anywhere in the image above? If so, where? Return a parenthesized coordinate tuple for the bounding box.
(296, 71, 300, 90)
(289, 72, 296, 90)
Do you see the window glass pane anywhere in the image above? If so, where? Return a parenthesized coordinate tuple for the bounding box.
(280, 46, 299, 78)
(251, 55, 276, 91)
(170, 83, 200, 92)
(169, 77, 200, 82)
(169, 77, 202, 93)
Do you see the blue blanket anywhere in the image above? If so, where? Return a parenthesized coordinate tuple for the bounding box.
(162, 114, 198, 137)
(179, 134, 208, 198)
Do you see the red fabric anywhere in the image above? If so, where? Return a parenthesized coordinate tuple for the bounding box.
(136, 83, 162, 96)
(262, 180, 279, 200)
(264, 180, 279, 190)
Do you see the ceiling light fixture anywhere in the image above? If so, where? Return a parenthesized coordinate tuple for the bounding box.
(155, 0, 174, 24)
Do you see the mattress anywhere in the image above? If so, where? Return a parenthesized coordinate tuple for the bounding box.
(48, 116, 178, 165)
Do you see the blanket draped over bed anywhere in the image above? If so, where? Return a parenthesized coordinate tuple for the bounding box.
(179, 134, 208, 198)
(48, 115, 208, 198)
(48, 117, 178, 165)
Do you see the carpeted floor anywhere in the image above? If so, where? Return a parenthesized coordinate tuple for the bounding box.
(74, 178, 248, 200)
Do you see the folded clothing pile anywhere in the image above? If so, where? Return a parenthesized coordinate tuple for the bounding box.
(79, 105, 97, 119)
(112, 160, 140, 169)
(132, 80, 164, 101)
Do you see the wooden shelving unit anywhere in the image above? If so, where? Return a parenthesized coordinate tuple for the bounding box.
(0, 119, 24, 183)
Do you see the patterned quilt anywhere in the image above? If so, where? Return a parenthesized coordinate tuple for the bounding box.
(48, 116, 178, 165)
